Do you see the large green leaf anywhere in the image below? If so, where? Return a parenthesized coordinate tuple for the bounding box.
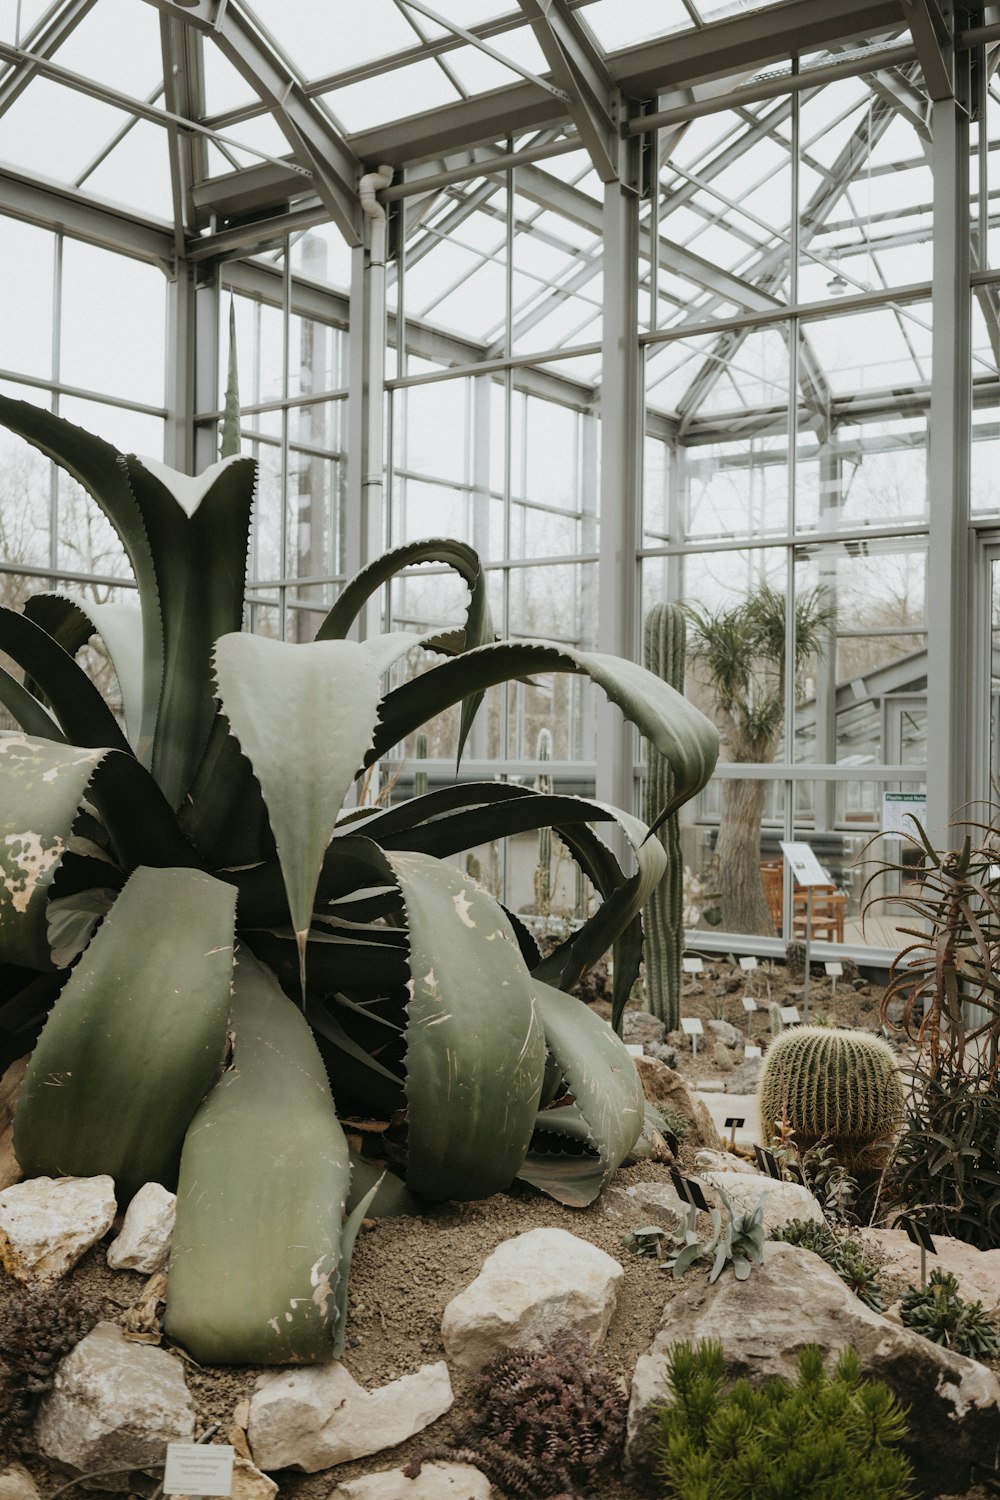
(0, 607, 131, 753)
(518, 979, 645, 1207)
(24, 593, 145, 748)
(124, 453, 256, 807)
(13, 866, 236, 1202)
(0, 667, 65, 742)
(164, 949, 355, 1364)
(385, 846, 547, 1201)
(369, 640, 718, 823)
(0, 397, 164, 759)
(0, 737, 114, 970)
(213, 633, 381, 978)
(318, 538, 496, 763)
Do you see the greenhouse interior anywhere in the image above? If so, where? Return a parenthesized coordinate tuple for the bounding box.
(1, 0, 999, 967)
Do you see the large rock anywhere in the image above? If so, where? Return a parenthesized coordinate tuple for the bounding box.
(441, 1228, 623, 1370)
(699, 1171, 825, 1233)
(0, 1058, 27, 1191)
(248, 1361, 453, 1473)
(632, 1058, 722, 1150)
(106, 1183, 176, 1274)
(35, 1321, 195, 1487)
(601, 1179, 690, 1228)
(0, 1467, 40, 1500)
(622, 1012, 667, 1047)
(725, 1056, 763, 1093)
(0, 1175, 116, 1283)
(625, 1242, 1000, 1498)
(705, 1019, 742, 1050)
(328, 1464, 492, 1500)
(857, 1228, 1000, 1314)
(692, 1149, 757, 1176)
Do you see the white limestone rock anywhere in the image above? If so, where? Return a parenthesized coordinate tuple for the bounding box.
(856, 1227, 1000, 1314)
(692, 1149, 757, 1175)
(704, 1018, 742, 1049)
(0, 1175, 116, 1284)
(625, 1241, 1000, 1498)
(0, 1466, 41, 1500)
(699, 1170, 825, 1232)
(327, 1463, 492, 1500)
(601, 1179, 689, 1227)
(247, 1360, 453, 1473)
(106, 1182, 176, 1273)
(35, 1321, 195, 1488)
(441, 1226, 623, 1370)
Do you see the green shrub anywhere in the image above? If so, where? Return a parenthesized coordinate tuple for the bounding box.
(899, 1269, 1000, 1359)
(769, 1217, 886, 1311)
(656, 1340, 914, 1499)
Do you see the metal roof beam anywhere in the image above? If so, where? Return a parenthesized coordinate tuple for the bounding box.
(900, 0, 956, 100)
(609, 0, 907, 95)
(0, 166, 173, 265)
(0, 0, 97, 118)
(140, 0, 363, 246)
(514, 0, 620, 181)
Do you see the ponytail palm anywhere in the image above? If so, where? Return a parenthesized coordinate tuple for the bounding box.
(0, 395, 718, 1364)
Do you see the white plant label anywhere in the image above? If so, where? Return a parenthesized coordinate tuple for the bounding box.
(163, 1444, 234, 1498)
(744, 1044, 762, 1058)
(682, 956, 704, 974)
(738, 955, 758, 971)
(680, 1017, 704, 1035)
(741, 996, 758, 1012)
(825, 961, 843, 977)
(779, 1005, 801, 1025)
(778, 840, 828, 886)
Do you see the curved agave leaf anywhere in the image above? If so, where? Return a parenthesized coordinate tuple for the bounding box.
(536, 810, 667, 1028)
(318, 538, 495, 764)
(164, 949, 356, 1364)
(518, 979, 645, 1207)
(24, 593, 144, 748)
(0, 607, 131, 754)
(125, 453, 256, 806)
(14, 865, 236, 1202)
(355, 783, 618, 855)
(369, 639, 718, 824)
(384, 846, 547, 1201)
(0, 736, 200, 971)
(0, 397, 164, 758)
(213, 634, 381, 981)
(176, 715, 274, 871)
(247, 925, 409, 995)
(0, 666, 65, 742)
(0, 969, 65, 1073)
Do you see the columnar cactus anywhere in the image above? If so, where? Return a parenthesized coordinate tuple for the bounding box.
(758, 1026, 905, 1171)
(642, 603, 687, 1026)
(535, 727, 553, 916)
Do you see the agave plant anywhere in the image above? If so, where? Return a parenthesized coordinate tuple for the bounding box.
(0, 394, 718, 1365)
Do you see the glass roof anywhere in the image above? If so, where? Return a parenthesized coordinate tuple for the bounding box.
(0, 0, 990, 427)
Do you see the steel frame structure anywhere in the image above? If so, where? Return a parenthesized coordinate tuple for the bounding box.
(0, 0, 997, 957)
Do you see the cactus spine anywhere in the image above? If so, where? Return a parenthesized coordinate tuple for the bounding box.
(642, 603, 687, 1027)
(534, 727, 553, 916)
(758, 1026, 905, 1171)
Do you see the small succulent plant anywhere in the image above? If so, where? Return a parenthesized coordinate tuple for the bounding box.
(404, 1339, 626, 1499)
(899, 1269, 1000, 1359)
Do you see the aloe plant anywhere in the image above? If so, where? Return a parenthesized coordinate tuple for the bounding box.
(0, 395, 718, 1365)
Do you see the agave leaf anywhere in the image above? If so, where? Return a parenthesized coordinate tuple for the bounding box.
(246, 926, 410, 995)
(0, 666, 65, 742)
(14, 865, 236, 1202)
(0, 396, 164, 758)
(24, 593, 145, 749)
(0, 607, 132, 754)
(379, 845, 546, 1201)
(346, 1153, 419, 1217)
(125, 453, 256, 806)
(318, 538, 495, 763)
(176, 715, 274, 871)
(214, 633, 381, 978)
(369, 640, 718, 823)
(516, 979, 645, 1207)
(363, 784, 618, 856)
(164, 949, 354, 1364)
